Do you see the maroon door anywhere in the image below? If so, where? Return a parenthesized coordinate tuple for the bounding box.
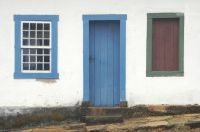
(152, 18, 179, 71)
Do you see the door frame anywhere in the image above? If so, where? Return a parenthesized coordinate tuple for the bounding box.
(82, 14, 127, 107)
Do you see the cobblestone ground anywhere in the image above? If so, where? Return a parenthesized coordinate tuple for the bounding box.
(17, 113, 200, 132)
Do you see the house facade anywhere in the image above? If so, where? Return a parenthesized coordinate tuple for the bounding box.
(0, 0, 199, 108)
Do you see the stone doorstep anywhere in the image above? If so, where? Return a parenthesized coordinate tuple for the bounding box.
(84, 115, 123, 125)
(81, 107, 125, 125)
(82, 107, 128, 117)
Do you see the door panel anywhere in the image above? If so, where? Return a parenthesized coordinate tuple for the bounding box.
(89, 20, 120, 106)
(152, 18, 179, 71)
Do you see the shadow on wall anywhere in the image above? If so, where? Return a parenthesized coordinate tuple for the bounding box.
(36, 79, 57, 84)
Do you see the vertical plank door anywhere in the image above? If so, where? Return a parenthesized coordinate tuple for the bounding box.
(89, 20, 120, 106)
(152, 18, 179, 71)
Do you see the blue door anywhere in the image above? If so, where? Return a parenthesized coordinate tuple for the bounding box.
(89, 20, 120, 106)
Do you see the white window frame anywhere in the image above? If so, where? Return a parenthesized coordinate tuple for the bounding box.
(20, 21, 52, 73)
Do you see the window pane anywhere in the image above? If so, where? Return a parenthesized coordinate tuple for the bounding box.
(19, 21, 53, 73)
(44, 49, 50, 54)
(37, 23, 43, 30)
(23, 39, 29, 46)
(30, 31, 36, 38)
(37, 49, 43, 54)
(23, 23, 29, 30)
(23, 49, 29, 54)
(30, 23, 36, 30)
(23, 56, 29, 62)
(44, 31, 49, 38)
(30, 56, 36, 62)
(23, 63, 29, 70)
(44, 56, 50, 62)
(44, 24, 50, 30)
(23, 31, 29, 38)
(37, 31, 43, 38)
(44, 64, 50, 70)
(44, 39, 49, 46)
(30, 64, 36, 70)
(37, 64, 43, 70)
(37, 56, 43, 62)
(37, 39, 43, 46)
(30, 39, 36, 46)
(30, 49, 36, 54)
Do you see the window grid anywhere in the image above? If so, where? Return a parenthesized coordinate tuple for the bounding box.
(21, 21, 51, 73)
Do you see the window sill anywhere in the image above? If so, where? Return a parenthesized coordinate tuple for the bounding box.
(146, 71, 184, 77)
(14, 72, 59, 79)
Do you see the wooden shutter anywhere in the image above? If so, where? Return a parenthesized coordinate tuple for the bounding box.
(152, 18, 179, 71)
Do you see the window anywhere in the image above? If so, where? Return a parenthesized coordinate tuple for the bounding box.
(14, 15, 59, 79)
(146, 13, 184, 77)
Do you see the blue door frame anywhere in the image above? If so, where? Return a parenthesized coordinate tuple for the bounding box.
(82, 14, 127, 106)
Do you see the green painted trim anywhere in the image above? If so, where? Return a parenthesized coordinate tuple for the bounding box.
(147, 71, 184, 77)
(179, 15, 184, 75)
(146, 18, 152, 74)
(146, 13, 184, 77)
(147, 13, 184, 18)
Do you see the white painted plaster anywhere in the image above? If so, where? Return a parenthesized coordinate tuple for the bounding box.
(0, 0, 199, 107)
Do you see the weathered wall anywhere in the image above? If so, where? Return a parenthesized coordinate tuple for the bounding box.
(0, 0, 199, 107)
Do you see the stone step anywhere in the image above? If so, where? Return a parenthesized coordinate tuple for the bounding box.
(83, 107, 127, 116)
(84, 115, 123, 125)
(81, 107, 125, 125)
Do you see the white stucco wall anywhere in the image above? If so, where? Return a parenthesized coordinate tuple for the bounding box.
(0, 0, 199, 107)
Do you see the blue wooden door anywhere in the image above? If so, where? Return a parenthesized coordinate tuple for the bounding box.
(89, 20, 120, 106)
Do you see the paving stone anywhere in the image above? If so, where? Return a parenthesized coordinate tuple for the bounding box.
(25, 128, 69, 132)
(140, 120, 169, 127)
(185, 120, 200, 129)
(87, 125, 106, 132)
(189, 118, 200, 122)
(68, 123, 86, 129)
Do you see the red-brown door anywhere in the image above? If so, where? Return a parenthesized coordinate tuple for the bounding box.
(152, 18, 179, 71)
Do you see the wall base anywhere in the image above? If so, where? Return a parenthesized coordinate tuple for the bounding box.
(1, 105, 200, 130)
(0, 107, 81, 130)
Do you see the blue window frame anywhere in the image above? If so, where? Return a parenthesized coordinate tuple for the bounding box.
(82, 14, 127, 105)
(14, 15, 59, 79)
